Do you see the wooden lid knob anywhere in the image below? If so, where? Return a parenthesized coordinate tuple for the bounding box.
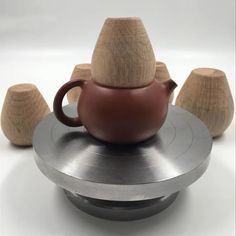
(91, 17, 156, 88)
(176, 68, 234, 137)
(1, 83, 50, 146)
(155, 61, 171, 82)
(67, 64, 91, 103)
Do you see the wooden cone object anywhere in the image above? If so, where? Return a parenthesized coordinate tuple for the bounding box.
(1, 84, 50, 146)
(91, 17, 156, 88)
(67, 63, 91, 103)
(155, 61, 174, 103)
(176, 68, 234, 137)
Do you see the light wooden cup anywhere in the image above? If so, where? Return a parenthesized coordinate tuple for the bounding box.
(176, 68, 234, 137)
(67, 64, 91, 103)
(91, 17, 156, 88)
(1, 84, 50, 146)
(155, 61, 174, 103)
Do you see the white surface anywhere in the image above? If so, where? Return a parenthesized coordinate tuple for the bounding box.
(0, 0, 235, 235)
(0, 50, 235, 236)
(0, 0, 235, 51)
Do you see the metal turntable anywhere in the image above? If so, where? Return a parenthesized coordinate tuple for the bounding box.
(33, 104, 212, 221)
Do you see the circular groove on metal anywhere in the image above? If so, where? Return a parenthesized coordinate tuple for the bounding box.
(33, 104, 212, 201)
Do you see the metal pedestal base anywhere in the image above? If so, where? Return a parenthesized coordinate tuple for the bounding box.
(64, 189, 179, 221)
(33, 105, 212, 221)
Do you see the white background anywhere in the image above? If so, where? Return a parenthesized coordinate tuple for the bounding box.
(0, 0, 235, 235)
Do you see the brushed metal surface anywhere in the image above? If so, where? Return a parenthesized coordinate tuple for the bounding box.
(64, 190, 179, 221)
(33, 104, 212, 201)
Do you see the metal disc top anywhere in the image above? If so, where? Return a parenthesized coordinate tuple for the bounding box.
(33, 105, 212, 201)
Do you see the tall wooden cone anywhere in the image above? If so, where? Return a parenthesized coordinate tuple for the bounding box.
(1, 84, 50, 146)
(91, 17, 156, 88)
(67, 63, 91, 103)
(155, 61, 174, 103)
(176, 68, 234, 137)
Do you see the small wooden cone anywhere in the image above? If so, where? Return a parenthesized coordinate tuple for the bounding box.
(1, 84, 50, 146)
(67, 64, 91, 103)
(176, 68, 234, 137)
(91, 17, 156, 88)
(155, 61, 174, 103)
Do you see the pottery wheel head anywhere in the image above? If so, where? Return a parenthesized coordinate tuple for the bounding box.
(33, 105, 212, 201)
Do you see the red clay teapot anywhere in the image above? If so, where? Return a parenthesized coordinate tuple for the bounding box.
(53, 79, 177, 144)
(53, 17, 177, 144)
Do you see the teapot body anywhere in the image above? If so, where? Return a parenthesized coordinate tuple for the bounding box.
(53, 17, 178, 144)
(78, 80, 169, 143)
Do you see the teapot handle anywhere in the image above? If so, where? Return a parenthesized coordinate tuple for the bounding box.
(53, 79, 87, 127)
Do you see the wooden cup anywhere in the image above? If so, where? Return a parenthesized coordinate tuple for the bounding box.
(1, 84, 50, 146)
(155, 61, 174, 103)
(91, 17, 156, 88)
(67, 64, 91, 103)
(176, 68, 234, 137)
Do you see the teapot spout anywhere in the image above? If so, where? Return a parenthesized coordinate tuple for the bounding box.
(162, 79, 177, 98)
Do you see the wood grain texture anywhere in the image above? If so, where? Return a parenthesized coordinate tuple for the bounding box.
(91, 17, 156, 88)
(67, 64, 91, 103)
(176, 68, 234, 137)
(155, 61, 174, 103)
(1, 84, 50, 146)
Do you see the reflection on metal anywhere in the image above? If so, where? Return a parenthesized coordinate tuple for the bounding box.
(33, 104, 212, 220)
